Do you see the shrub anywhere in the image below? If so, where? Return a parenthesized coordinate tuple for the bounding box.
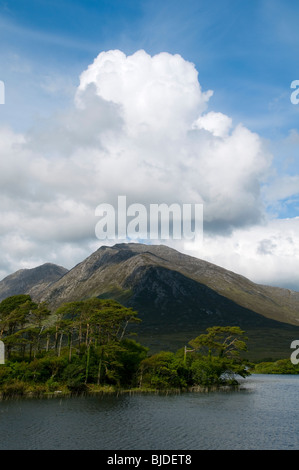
(1, 380, 27, 398)
(140, 351, 187, 389)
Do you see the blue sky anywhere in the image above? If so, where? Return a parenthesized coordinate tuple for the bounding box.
(0, 0, 299, 288)
(1, 0, 299, 184)
(1, 0, 299, 135)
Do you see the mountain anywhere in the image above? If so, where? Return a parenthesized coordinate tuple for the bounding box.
(1, 243, 299, 359)
(0, 263, 68, 302)
(29, 243, 299, 359)
(35, 243, 299, 323)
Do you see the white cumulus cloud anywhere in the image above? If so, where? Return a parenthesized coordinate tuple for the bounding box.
(0, 49, 298, 290)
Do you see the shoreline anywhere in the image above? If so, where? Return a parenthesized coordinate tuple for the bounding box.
(0, 383, 242, 401)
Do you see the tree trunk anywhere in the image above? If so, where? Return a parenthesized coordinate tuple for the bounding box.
(58, 333, 63, 357)
(78, 322, 82, 347)
(120, 320, 129, 341)
(55, 325, 59, 354)
(97, 354, 103, 386)
(85, 323, 89, 346)
(46, 334, 50, 352)
(85, 343, 91, 384)
(68, 329, 73, 362)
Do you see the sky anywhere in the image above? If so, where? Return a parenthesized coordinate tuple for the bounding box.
(0, 0, 299, 290)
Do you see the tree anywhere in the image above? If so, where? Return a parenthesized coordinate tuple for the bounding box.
(26, 301, 51, 357)
(0, 295, 36, 338)
(189, 326, 248, 359)
(0, 295, 38, 358)
(53, 298, 142, 386)
(188, 326, 250, 385)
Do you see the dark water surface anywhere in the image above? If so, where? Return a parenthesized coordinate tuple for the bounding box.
(0, 374, 298, 450)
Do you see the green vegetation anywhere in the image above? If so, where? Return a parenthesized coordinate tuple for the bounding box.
(252, 359, 299, 374)
(0, 295, 253, 397)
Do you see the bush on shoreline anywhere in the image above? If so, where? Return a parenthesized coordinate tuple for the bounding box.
(252, 359, 299, 374)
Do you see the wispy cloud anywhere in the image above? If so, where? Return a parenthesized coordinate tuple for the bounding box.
(0, 14, 96, 52)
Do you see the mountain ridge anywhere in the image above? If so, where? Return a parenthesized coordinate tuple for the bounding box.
(32, 243, 299, 327)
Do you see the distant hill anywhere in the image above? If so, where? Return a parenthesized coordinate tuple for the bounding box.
(1, 243, 299, 360)
(0, 263, 68, 302)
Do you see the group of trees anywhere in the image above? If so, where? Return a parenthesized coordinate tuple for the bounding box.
(0, 294, 251, 395)
(140, 326, 250, 389)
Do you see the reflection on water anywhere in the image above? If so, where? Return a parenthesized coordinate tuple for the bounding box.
(0, 375, 299, 450)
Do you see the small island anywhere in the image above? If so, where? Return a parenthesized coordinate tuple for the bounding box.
(1, 294, 291, 399)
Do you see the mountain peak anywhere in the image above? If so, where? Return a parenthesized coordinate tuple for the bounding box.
(0, 263, 68, 302)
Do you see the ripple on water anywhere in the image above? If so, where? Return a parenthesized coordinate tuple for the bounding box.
(0, 375, 299, 450)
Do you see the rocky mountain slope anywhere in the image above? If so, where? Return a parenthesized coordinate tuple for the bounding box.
(0, 263, 68, 302)
(33, 243, 299, 326)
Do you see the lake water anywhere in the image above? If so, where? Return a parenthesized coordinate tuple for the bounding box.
(0, 374, 298, 450)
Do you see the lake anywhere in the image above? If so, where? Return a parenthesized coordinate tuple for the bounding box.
(0, 374, 298, 450)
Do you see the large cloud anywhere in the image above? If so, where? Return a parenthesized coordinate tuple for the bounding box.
(74, 50, 272, 228)
(0, 49, 298, 289)
(76, 50, 212, 136)
(199, 217, 299, 290)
